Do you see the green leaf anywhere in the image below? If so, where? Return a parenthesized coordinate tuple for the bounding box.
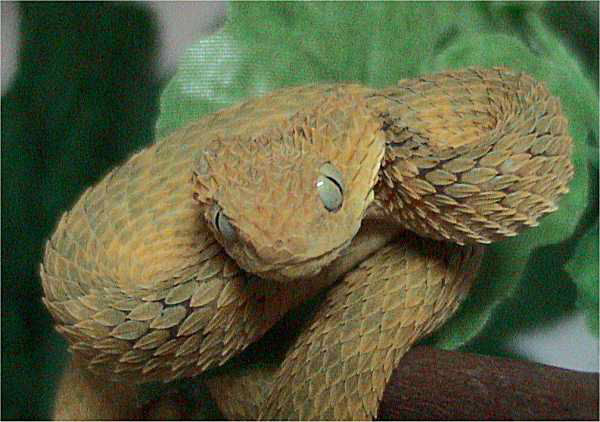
(566, 218, 599, 336)
(157, 2, 492, 137)
(430, 12, 598, 347)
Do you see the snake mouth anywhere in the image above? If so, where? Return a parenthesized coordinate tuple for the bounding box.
(234, 237, 354, 283)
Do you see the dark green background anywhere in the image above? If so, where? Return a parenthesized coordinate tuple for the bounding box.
(2, 3, 597, 420)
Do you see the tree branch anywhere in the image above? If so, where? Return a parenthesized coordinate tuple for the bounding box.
(378, 345, 599, 421)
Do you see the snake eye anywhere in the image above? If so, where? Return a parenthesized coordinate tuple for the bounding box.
(213, 205, 237, 242)
(317, 162, 344, 212)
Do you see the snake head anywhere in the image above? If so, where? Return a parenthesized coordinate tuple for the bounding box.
(192, 101, 385, 282)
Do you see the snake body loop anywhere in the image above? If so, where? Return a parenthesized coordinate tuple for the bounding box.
(40, 67, 573, 419)
(367, 68, 572, 244)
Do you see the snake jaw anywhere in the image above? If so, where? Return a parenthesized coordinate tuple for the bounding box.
(246, 237, 356, 283)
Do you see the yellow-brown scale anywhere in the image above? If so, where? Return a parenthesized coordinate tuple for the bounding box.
(192, 88, 384, 281)
(41, 85, 379, 383)
(40, 68, 573, 420)
(260, 235, 483, 420)
(367, 68, 573, 244)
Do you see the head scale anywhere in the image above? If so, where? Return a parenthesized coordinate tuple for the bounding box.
(193, 97, 384, 282)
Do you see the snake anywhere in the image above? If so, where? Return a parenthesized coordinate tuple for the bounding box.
(40, 67, 573, 420)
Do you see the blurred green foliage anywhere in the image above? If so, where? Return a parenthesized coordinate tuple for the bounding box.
(2, 3, 160, 419)
(2, 2, 597, 419)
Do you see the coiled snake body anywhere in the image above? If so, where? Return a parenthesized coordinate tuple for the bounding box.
(41, 68, 573, 420)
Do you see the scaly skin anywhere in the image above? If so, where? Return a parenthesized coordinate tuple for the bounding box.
(40, 67, 573, 419)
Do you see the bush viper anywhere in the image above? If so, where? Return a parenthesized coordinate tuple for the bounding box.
(41, 67, 573, 420)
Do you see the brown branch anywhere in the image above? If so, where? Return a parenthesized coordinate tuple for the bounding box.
(378, 345, 599, 421)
